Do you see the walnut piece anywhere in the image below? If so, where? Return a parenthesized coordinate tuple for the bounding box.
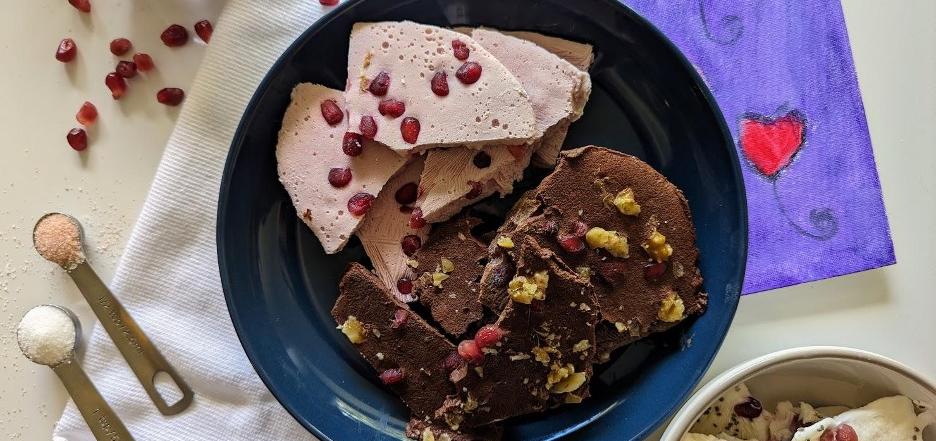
(642, 228, 673, 262)
(572, 339, 591, 353)
(440, 258, 455, 274)
(496, 236, 515, 249)
(531, 346, 558, 365)
(585, 227, 629, 258)
(432, 272, 449, 288)
(338, 316, 366, 344)
(658, 291, 685, 322)
(613, 187, 641, 216)
(508, 270, 549, 304)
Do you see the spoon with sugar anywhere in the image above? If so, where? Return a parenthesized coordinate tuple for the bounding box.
(17, 304, 135, 441)
(32, 213, 193, 415)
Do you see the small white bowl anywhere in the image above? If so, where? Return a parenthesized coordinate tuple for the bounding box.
(661, 346, 936, 441)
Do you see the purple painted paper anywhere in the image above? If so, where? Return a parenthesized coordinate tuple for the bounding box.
(623, 0, 895, 293)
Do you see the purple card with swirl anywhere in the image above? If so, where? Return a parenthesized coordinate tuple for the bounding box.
(624, 0, 895, 293)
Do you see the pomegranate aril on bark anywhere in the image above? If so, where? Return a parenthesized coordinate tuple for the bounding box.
(194, 20, 213, 43)
(156, 88, 185, 106)
(391, 308, 409, 328)
(347, 193, 375, 216)
(572, 221, 588, 237)
(558, 235, 585, 253)
(133, 53, 155, 71)
(734, 397, 763, 419)
(105, 73, 127, 99)
(68, 0, 91, 13)
(474, 325, 503, 349)
(342, 132, 364, 156)
(457, 340, 484, 365)
(327, 167, 352, 188)
(359, 116, 378, 139)
(76, 101, 98, 126)
(451, 39, 469, 60)
(409, 207, 426, 229)
(66, 128, 88, 151)
(472, 151, 491, 169)
(320, 99, 344, 125)
(368, 71, 390, 96)
(378, 99, 406, 118)
(109, 38, 132, 56)
(400, 235, 422, 256)
(56, 38, 77, 63)
(643, 262, 667, 280)
(835, 424, 858, 441)
(394, 182, 419, 205)
(160, 24, 189, 47)
(456, 62, 482, 84)
(115, 61, 137, 78)
(442, 351, 465, 372)
(430, 71, 449, 97)
(400, 117, 420, 144)
(379, 368, 404, 385)
(465, 181, 483, 200)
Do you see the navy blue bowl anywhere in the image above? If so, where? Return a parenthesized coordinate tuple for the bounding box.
(217, 0, 747, 440)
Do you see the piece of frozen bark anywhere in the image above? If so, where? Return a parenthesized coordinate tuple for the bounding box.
(345, 22, 537, 154)
(357, 157, 430, 302)
(276, 83, 406, 254)
(332, 263, 457, 418)
(405, 418, 503, 441)
(437, 238, 597, 428)
(503, 31, 594, 71)
(412, 216, 487, 336)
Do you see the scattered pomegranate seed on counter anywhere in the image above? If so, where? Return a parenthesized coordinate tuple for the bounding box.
(133, 53, 155, 71)
(457, 340, 484, 365)
(115, 60, 137, 78)
(104, 73, 127, 99)
(359, 115, 378, 139)
(109, 38, 132, 56)
(377, 98, 405, 118)
(368, 71, 390, 96)
(327, 167, 352, 188)
(408, 207, 426, 229)
(451, 39, 469, 60)
(55, 39, 77, 63)
(379, 368, 405, 385)
(320, 99, 343, 125)
(400, 117, 420, 144)
(456, 62, 482, 84)
(342, 132, 364, 156)
(66, 128, 88, 151)
(394, 182, 419, 205)
(430, 71, 449, 96)
(160, 24, 189, 47)
(75, 101, 97, 126)
(474, 325, 503, 349)
(319, 0, 339, 5)
(400, 235, 422, 256)
(347, 192, 376, 216)
(156, 87, 185, 106)
(194, 20, 213, 43)
(396, 278, 413, 295)
(68, 0, 91, 13)
(464, 181, 483, 200)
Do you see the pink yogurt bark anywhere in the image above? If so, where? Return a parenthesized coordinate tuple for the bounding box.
(345, 21, 538, 154)
(276, 83, 406, 254)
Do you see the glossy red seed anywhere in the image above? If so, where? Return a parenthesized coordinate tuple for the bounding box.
(379, 368, 404, 385)
(359, 116, 378, 139)
(572, 221, 588, 237)
(368, 71, 391, 96)
(643, 262, 667, 280)
(472, 151, 491, 169)
(558, 235, 585, 253)
(401, 117, 420, 144)
(734, 397, 763, 419)
(133, 53, 155, 71)
(156, 87, 185, 106)
(105, 73, 127, 99)
(68, 0, 91, 13)
(396, 277, 413, 295)
(391, 308, 408, 328)
(395, 182, 419, 205)
(347, 193, 375, 216)
(109, 38, 132, 56)
(327, 167, 352, 188)
(115, 61, 137, 78)
(455, 62, 482, 84)
(66, 128, 88, 151)
(319, 0, 339, 5)
(56, 38, 77, 63)
(409, 207, 426, 229)
(464, 181, 483, 200)
(430, 71, 449, 97)
(320, 99, 344, 125)
(400, 235, 422, 257)
(451, 39, 469, 60)
(442, 351, 465, 371)
(160, 24, 189, 47)
(474, 325, 503, 349)
(378, 98, 406, 118)
(194, 20, 213, 43)
(76, 101, 98, 126)
(342, 132, 364, 156)
(836, 425, 859, 441)
(457, 340, 484, 365)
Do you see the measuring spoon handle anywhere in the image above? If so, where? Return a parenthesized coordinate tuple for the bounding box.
(53, 360, 135, 441)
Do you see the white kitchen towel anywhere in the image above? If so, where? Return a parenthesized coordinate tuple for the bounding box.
(54, 1, 330, 440)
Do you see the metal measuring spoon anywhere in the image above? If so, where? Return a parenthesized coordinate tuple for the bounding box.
(32, 213, 193, 415)
(17, 305, 135, 441)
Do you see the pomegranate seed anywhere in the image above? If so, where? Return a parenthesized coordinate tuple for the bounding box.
(359, 116, 378, 139)
(472, 151, 491, 169)
(451, 39, 470, 60)
(347, 193, 375, 216)
(400, 117, 420, 144)
(457, 340, 484, 365)
(400, 235, 422, 257)
(558, 235, 585, 253)
(409, 207, 426, 229)
(160, 24, 189, 47)
(396, 277, 413, 295)
(55, 38, 77, 63)
(75, 101, 97, 126)
(327, 167, 352, 188)
(368, 71, 390, 96)
(643, 262, 667, 280)
(319, 0, 339, 5)
(194, 20, 213, 43)
(156, 87, 185, 106)
(109, 38, 132, 56)
(507, 144, 526, 160)
(395, 182, 419, 205)
(105, 73, 127, 99)
(474, 325, 503, 349)
(379, 368, 405, 385)
(68, 0, 91, 13)
(66, 128, 88, 151)
(378, 98, 406, 118)
(733, 397, 763, 419)
(456, 62, 482, 84)
(464, 181, 483, 200)
(820, 429, 836, 441)
(442, 351, 465, 372)
(133, 53, 155, 71)
(319, 99, 344, 125)
(430, 71, 449, 97)
(391, 308, 408, 328)
(572, 221, 589, 237)
(115, 60, 137, 78)
(835, 424, 858, 441)
(342, 132, 364, 156)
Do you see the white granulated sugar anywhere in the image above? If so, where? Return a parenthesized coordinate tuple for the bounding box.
(16, 306, 75, 366)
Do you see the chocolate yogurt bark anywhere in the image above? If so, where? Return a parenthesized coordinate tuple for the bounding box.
(406, 418, 503, 441)
(481, 146, 706, 359)
(276, 83, 406, 254)
(332, 263, 457, 418)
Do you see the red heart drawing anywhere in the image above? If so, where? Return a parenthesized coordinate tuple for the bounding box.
(739, 111, 806, 178)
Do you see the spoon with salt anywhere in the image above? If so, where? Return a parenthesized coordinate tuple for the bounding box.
(17, 304, 135, 441)
(32, 213, 193, 415)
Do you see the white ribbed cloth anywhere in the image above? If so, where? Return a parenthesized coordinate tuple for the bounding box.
(53, 1, 329, 439)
